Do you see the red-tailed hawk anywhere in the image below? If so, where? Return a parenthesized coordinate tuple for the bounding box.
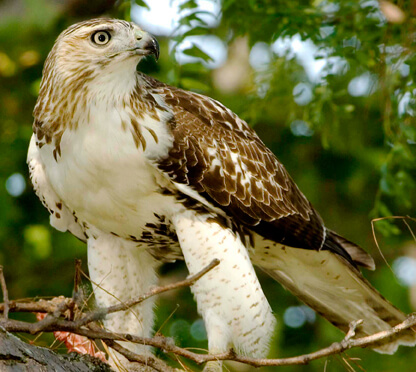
(28, 18, 415, 369)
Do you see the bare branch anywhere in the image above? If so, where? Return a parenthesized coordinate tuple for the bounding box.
(29, 299, 71, 334)
(1, 257, 415, 369)
(344, 319, 364, 342)
(0, 298, 72, 314)
(0, 259, 220, 317)
(1, 314, 416, 367)
(72, 258, 220, 328)
(103, 340, 176, 372)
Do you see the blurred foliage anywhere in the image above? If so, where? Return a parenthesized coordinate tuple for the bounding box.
(0, 0, 416, 371)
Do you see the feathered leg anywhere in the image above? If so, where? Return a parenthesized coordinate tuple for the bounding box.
(173, 211, 276, 371)
(87, 234, 159, 367)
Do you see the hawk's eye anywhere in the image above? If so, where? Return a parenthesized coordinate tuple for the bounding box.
(92, 31, 111, 46)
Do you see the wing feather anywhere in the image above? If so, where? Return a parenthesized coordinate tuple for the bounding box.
(143, 75, 371, 265)
(154, 83, 327, 246)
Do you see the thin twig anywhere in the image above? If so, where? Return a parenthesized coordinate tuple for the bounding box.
(0, 298, 72, 314)
(1, 314, 416, 367)
(69, 259, 83, 321)
(0, 259, 220, 317)
(371, 218, 394, 274)
(402, 219, 416, 243)
(30, 299, 70, 334)
(371, 215, 416, 275)
(73, 258, 220, 328)
(0, 266, 9, 319)
(344, 319, 363, 342)
(1, 257, 416, 369)
(73, 259, 82, 295)
(104, 340, 176, 372)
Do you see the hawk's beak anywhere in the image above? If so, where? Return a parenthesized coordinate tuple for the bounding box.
(135, 30, 160, 61)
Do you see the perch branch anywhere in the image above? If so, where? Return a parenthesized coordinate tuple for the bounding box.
(1, 258, 416, 368)
(103, 339, 176, 372)
(1, 308, 416, 367)
(0, 259, 220, 317)
(72, 258, 220, 328)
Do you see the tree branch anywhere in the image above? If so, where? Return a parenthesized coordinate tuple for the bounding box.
(1, 314, 416, 367)
(72, 258, 220, 328)
(1, 258, 416, 369)
(103, 339, 176, 372)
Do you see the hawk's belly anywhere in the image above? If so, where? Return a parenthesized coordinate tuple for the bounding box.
(39, 109, 179, 245)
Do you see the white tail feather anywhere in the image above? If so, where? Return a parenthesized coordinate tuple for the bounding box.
(251, 236, 416, 354)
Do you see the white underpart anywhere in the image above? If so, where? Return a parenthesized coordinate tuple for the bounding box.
(173, 210, 276, 357)
(39, 93, 175, 237)
(35, 75, 179, 368)
(27, 136, 84, 240)
(87, 233, 159, 359)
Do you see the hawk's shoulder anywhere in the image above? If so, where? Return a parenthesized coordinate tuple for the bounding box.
(141, 74, 374, 269)
(142, 75, 326, 250)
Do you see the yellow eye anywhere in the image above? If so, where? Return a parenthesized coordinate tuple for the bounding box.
(92, 31, 111, 45)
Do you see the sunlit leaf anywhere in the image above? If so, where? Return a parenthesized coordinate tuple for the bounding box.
(181, 45, 214, 63)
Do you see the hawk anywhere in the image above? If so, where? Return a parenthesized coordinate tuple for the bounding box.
(28, 18, 415, 369)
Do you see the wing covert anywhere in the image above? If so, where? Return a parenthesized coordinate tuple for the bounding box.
(148, 80, 328, 251)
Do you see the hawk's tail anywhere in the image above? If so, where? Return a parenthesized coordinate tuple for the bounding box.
(253, 232, 416, 354)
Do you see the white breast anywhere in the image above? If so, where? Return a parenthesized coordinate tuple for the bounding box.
(39, 102, 175, 237)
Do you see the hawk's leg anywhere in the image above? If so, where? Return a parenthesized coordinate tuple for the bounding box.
(87, 234, 159, 364)
(172, 210, 276, 370)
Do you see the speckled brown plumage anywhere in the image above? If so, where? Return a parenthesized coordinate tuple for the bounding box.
(143, 76, 358, 263)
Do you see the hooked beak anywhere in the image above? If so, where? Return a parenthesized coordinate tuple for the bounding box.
(135, 29, 160, 60)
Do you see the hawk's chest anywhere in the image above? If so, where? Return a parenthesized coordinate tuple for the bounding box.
(39, 103, 175, 236)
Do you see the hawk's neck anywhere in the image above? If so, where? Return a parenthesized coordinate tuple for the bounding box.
(33, 70, 173, 163)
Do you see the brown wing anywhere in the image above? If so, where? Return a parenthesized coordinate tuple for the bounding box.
(146, 76, 368, 264)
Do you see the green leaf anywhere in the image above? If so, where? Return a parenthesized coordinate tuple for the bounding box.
(179, 0, 198, 11)
(133, 0, 150, 10)
(182, 27, 210, 38)
(182, 44, 214, 63)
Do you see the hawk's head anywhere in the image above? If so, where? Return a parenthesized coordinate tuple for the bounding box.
(35, 18, 159, 119)
(51, 18, 158, 68)
(57, 18, 158, 62)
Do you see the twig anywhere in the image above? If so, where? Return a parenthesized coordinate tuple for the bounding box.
(69, 259, 83, 321)
(30, 299, 70, 334)
(1, 314, 416, 367)
(0, 298, 72, 314)
(371, 215, 416, 276)
(72, 258, 220, 328)
(0, 259, 220, 318)
(343, 319, 364, 343)
(104, 340, 176, 372)
(1, 258, 416, 369)
(73, 259, 82, 295)
(0, 266, 9, 319)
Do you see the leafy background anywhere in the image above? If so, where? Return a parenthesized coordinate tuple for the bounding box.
(0, 0, 415, 371)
